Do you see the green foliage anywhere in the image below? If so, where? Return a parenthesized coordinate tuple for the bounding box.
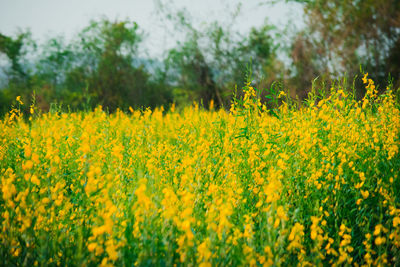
(1, 1, 399, 114)
(0, 31, 33, 77)
(0, 19, 173, 115)
(161, 4, 280, 109)
(285, 0, 400, 95)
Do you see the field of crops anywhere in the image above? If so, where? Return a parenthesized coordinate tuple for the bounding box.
(1, 75, 400, 266)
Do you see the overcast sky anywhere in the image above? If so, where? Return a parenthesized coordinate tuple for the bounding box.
(0, 0, 303, 58)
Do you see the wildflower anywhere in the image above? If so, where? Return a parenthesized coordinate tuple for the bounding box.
(362, 73, 368, 84)
(360, 190, 369, 199)
(30, 175, 40, 186)
(375, 236, 386, 246)
(16, 96, 23, 105)
(394, 217, 400, 227)
(23, 160, 34, 170)
(88, 243, 97, 252)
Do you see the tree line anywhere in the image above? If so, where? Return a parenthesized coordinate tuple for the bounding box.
(0, 0, 399, 115)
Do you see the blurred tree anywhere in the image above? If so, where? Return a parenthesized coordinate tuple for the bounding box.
(0, 31, 35, 114)
(33, 37, 76, 110)
(0, 19, 173, 115)
(0, 32, 34, 78)
(71, 19, 171, 111)
(285, 0, 400, 95)
(159, 2, 281, 108)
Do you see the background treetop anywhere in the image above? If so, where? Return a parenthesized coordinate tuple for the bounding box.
(0, 0, 399, 115)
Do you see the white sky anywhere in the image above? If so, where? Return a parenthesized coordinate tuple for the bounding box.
(0, 0, 304, 58)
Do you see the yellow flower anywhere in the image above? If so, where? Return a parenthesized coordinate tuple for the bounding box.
(274, 218, 280, 229)
(276, 206, 287, 221)
(393, 217, 400, 227)
(23, 160, 34, 170)
(373, 224, 388, 236)
(16, 96, 23, 105)
(375, 236, 386, 246)
(362, 73, 368, 84)
(105, 240, 119, 261)
(360, 190, 369, 199)
(278, 91, 286, 98)
(30, 175, 40, 186)
(88, 243, 97, 252)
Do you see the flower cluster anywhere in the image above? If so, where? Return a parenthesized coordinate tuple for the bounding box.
(1, 76, 399, 265)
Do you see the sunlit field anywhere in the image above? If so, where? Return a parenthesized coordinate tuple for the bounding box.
(1, 75, 400, 266)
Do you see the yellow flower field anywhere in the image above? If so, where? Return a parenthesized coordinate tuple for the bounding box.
(1, 75, 400, 266)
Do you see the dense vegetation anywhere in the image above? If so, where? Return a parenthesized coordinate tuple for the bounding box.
(1, 1, 400, 265)
(1, 0, 399, 114)
(1, 75, 399, 265)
